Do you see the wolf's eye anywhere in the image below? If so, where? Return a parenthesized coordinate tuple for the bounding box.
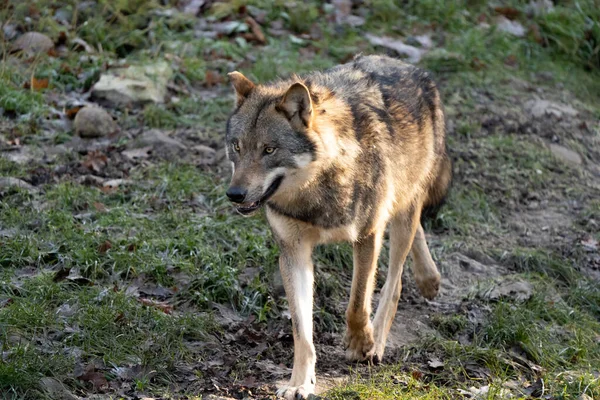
(264, 147, 275, 155)
(233, 142, 240, 152)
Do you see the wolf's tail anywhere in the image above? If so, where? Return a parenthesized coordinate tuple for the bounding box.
(422, 152, 452, 221)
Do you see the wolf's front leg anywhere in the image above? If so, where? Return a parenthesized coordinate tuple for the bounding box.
(276, 243, 316, 400)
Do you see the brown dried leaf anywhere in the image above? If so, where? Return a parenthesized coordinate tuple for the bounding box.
(411, 370, 424, 380)
(93, 202, 108, 213)
(28, 77, 49, 91)
(494, 6, 520, 20)
(82, 151, 108, 173)
(138, 298, 173, 314)
(98, 240, 112, 253)
(78, 369, 108, 389)
(204, 70, 222, 87)
(246, 16, 266, 44)
(7, 138, 21, 146)
(65, 106, 83, 119)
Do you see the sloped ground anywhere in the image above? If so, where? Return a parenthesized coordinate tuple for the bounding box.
(1, 1, 600, 399)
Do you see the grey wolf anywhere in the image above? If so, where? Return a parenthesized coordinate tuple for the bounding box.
(224, 54, 451, 399)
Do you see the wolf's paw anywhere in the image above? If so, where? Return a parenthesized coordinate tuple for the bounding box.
(416, 272, 441, 300)
(276, 383, 315, 400)
(343, 323, 379, 364)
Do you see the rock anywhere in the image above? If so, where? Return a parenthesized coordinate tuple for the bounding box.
(92, 61, 173, 106)
(487, 280, 534, 302)
(193, 144, 216, 165)
(496, 16, 526, 37)
(180, 0, 206, 15)
(365, 34, 425, 64)
(527, 0, 554, 16)
(129, 129, 185, 159)
(12, 32, 54, 55)
(525, 99, 578, 118)
(0, 177, 36, 192)
(549, 143, 582, 165)
(74, 106, 118, 138)
(39, 377, 80, 400)
(1, 146, 42, 165)
(122, 146, 153, 161)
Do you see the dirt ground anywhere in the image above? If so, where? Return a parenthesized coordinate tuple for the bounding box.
(1, 1, 600, 400)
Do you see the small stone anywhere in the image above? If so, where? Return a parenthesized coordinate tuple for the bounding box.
(129, 129, 185, 159)
(0, 177, 36, 192)
(11, 32, 54, 55)
(549, 143, 582, 165)
(525, 99, 578, 118)
(496, 16, 526, 37)
(74, 106, 118, 138)
(91, 61, 173, 106)
(487, 280, 534, 302)
(39, 377, 79, 400)
(365, 33, 425, 64)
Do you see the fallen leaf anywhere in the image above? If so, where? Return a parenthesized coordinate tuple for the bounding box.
(72, 37, 95, 53)
(204, 70, 222, 87)
(93, 202, 108, 212)
(411, 370, 424, 380)
(65, 106, 83, 119)
(82, 151, 108, 173)
(24, 77, 49, 91)
(66, 269, 93, 286)
(138, 298, 173, 314)
(494, 6, 520, 20)
(78, 368, 108, 389)
(98, 240, 112, 253)
(7, 138, 21, 146)
(427, 357, 444, 369)
(53, 267, 71, 282)
(246, 16, 266, 44)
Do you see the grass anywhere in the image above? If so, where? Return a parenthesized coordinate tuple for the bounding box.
(331, 278, 600, 399)
(1, 0, 599, 398)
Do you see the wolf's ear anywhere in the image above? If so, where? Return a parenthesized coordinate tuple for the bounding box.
(277, 82, 313, 129)
(228, 71, 255, 106)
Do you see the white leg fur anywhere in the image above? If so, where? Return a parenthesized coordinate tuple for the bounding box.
(276, 242, 316, 400)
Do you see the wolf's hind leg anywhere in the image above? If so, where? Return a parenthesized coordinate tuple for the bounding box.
(344, 230, 383, 363)
(372, 209, 421, 361)
(410, 223, 441, 300)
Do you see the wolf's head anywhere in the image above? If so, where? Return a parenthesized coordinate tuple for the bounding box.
(225, 72, 318, 216)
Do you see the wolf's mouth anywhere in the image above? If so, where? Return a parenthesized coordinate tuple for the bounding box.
(235, 175, 284, 216)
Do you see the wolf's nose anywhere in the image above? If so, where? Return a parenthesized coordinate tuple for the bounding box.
(226, 187, 247, 203)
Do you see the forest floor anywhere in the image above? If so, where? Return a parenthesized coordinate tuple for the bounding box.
(1, 1, 600, 399)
